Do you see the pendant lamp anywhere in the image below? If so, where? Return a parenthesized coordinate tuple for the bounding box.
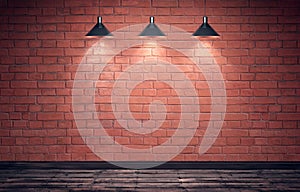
(193, 0, 219, 37)
(86, 0, 112, 37)
(139, 16, 165, 36)
(139, 0, 165, 37)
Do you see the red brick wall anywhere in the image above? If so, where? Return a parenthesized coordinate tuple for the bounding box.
(0, 0, 299, 161)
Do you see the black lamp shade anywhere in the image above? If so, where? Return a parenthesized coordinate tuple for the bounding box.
(86, 16, 112, 36)
(139, 16, 165, 36)
(193, 16, 219, 36)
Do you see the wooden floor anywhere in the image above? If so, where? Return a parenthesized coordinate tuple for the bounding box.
(1, 162, 300, 191)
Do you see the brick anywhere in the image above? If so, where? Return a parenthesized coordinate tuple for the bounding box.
(249, 16, 277, 23)
(241, 73, 255, 81)
(278, 81, 300, 88)
(255, 73, 282, 80)
(250, 97, 276, 104)
(278, 49, 300, 56)
(226, 137, 241, 145)
(37, 32, 64, 39)
(100, 0, 121, 6)
(223, 146, 248, 154)
(249, 33, 276, 40)
(262, 146, 286, 154)
(125, 15, 143, 23)
(122, 0, 150, 7)
(37, 65, 64, 72)
(222, 65, 249, 73)
(278, 33, 300, 40)
(65, 48, 85, 56)
(0, 83, 10, 91)
(9, 48, 31, 56)
(249, 48, 273, 56)
(65, 0, 97, 7)
(226, 81, 250, 89)
(70, 40, 84, 48)
(278, 65, 300, 73)
(249, 65, 277, 73)
(37, 48, 63, 56)
(269, 24, 284, 33)
(38, 96, 65, 104)
(36, 0, 63, 7)
(38, 81, 65, 88)
(0, 49, 8, 56)
(223, 0, 249, 7)
(250, 81, 277, 89)
(225, 113, 248, 121)
(277, 113, 300, 120)
(11, 81, 37, 88)
(65, 15, 94, 23)
(278, 97, 299, 104)
(178, 0, 194, 7)
(152, 0, 178, 7)
(10, 97, 35, 104)
(221, 49, 248, 56)
(37, 112, 64, 121)
(157, 16, 193, 24)
(9, 16, 36, 23)
(222, 16, 248, 24)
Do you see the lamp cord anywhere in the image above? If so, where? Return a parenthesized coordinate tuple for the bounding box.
(204, 0, 206, 16)
(99, 0, 100, 16)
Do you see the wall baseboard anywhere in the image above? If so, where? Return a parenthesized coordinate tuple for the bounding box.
(1, 161, 300, 170)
